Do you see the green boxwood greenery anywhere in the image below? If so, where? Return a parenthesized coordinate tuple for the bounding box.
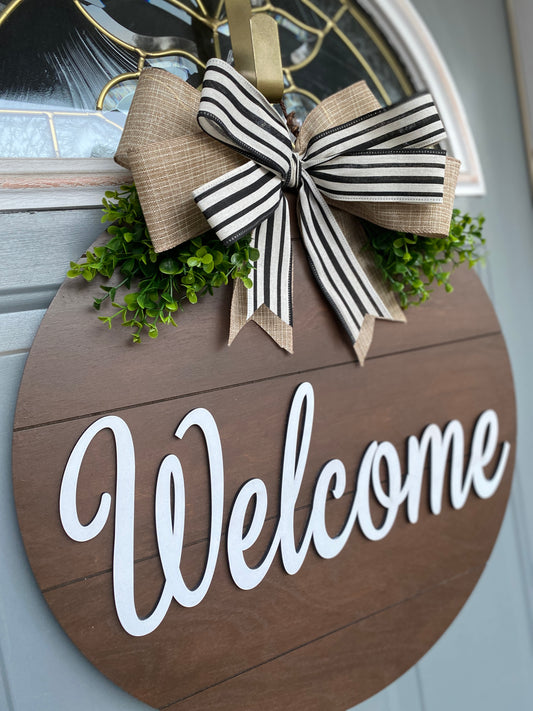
(363, 209, 486, 308)
(68, 185, 485, 341)
(67, 185, 258, 343)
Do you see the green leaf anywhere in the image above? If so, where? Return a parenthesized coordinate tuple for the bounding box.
(136, 292, 149, 308)
(364, 211, 485, 309)
(98, 316, 113, 329)
(68, 189, 276, 342)
(124, 293, 139, 310)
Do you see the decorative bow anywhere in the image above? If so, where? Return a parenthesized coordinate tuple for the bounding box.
(115, 61, 460, 363)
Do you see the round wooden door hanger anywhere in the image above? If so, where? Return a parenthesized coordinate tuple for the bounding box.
(13, 234, 515, 710)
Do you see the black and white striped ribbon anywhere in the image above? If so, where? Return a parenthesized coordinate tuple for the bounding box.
(193, 58, 448, 347)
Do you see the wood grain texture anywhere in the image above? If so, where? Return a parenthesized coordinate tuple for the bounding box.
(14, 335, 514, 591)
(41, 492, 508, 709)
(164, 568, 483, 711)
(14, 238, 499, 429)
(11, 231, 516, 711)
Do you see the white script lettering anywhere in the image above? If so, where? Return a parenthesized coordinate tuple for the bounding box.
(60, 382, 510, 636)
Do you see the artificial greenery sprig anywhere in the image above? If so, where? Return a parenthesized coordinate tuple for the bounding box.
(68, 185, 485, 342)
(67, 185, 258, 343)
(364, 209, 486, 309)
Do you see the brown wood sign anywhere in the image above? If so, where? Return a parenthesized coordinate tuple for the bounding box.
(12, 232, 515, 710)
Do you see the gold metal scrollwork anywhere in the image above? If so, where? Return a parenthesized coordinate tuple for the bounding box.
(0, 0, 414, 111)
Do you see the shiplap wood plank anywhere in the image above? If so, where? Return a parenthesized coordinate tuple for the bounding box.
(13, 250, 501, 430)
(13, 333, 514, 591)
(162, 570, 482, 711)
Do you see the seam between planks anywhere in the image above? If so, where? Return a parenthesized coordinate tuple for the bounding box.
(14, 330, 502, 432)
(157, 565, 484, 709)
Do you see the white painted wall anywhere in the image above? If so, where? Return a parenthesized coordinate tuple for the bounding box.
(0, 1, 531, 709)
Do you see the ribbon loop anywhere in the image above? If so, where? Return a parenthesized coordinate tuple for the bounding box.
(307, 150, 447, 204)
(193, 161, 282, 245)
(300, 92, 448, 204)
(193, 59, 451, 359)
(302, 92, 447, 166)
(198, 58, 294, 183)
(116, 61, 460, 363)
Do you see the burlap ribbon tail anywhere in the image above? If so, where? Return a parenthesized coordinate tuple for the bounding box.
(115, 60, 460, 363)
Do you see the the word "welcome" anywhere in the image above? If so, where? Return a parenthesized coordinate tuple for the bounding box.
(59, 382, 510, 637)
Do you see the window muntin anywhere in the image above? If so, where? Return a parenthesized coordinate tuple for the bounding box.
(0, 0, 413, 158)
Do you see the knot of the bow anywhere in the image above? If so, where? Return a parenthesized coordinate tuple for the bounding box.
(283, 152, 303, 191)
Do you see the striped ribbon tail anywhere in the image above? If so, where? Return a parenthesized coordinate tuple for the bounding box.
(247, 198, 293, 327)
(298, 172, 391, 358)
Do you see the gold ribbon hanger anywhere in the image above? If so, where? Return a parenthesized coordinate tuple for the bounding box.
(225, 0, 284, 103)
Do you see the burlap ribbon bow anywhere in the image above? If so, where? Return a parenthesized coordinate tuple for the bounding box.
(115, 59, 460, 363)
